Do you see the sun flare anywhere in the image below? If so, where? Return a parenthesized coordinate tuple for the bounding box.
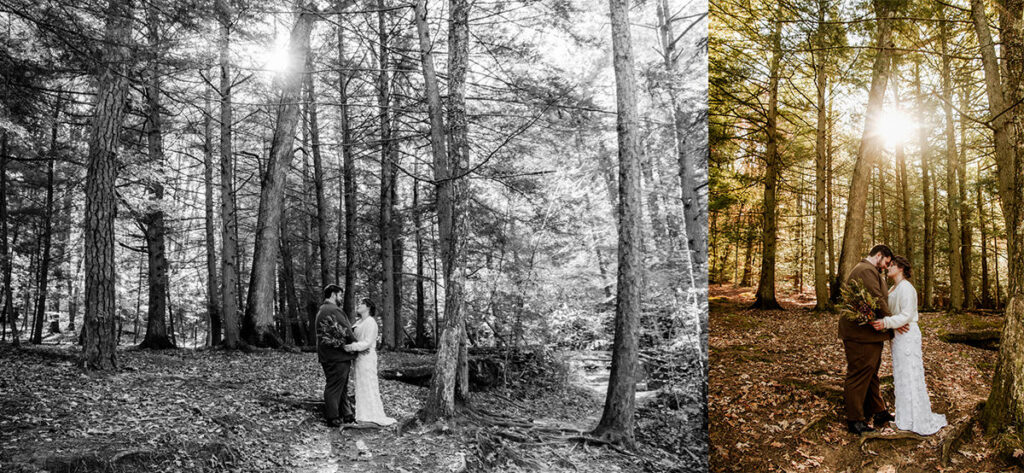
(874, 109, 915, 148)
(261, 35, 292, 75)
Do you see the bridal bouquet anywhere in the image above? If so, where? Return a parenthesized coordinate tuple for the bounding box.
(839, 279, 879, 325)
(318, 317, 351, 347)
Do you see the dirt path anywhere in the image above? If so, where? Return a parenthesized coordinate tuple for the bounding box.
(709, 284, 1014, 472)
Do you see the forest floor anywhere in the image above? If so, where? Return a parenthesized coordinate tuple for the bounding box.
(708, 284, 1019, 473)
(0, 342, 700, 472)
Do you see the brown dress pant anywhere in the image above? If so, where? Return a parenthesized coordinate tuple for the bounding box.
(843, 340, 886, 422)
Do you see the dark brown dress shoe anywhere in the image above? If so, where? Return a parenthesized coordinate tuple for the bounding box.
(847, 420, 875, 434)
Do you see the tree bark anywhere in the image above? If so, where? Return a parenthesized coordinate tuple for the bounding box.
(242, 8, 316, 348)
(980, 182, 992, 308)
(280, 225, 303, 345)
(591, 0, 642, 449)
(33, 93, 61, 344)
(414, 174, 427, 348)
(827, 98, 836, 282)
(959, 86, 973, 309)
(835, 0, 892, 298)
(916, 63, 935, 310)
(203, 86, 221, 346)
(659, 0, 706, 275)
(741, 226, 754, 287)
(894, 82, 912, 259)
(81, 0, 132, 370)
(415, 0, 468, 420)
(813, 0, 830, 310)
(140, 4, 174, 350)
(940, 11, 964, 312)
(376, 0, 397, 350)
(972, 0, 1024, 434)
(337, 8, 357, 318)
(752, 14, 783, 310)
(217, 0, 241, 349)
(1, 132, 16, 346)
(305, 53, 332, 289)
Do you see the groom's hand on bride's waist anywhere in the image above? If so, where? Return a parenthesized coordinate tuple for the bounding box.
(895, 324, 910, 334)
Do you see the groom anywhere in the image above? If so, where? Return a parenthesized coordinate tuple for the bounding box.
(316, 284, 357, 427)
(839, 244, 903, 434)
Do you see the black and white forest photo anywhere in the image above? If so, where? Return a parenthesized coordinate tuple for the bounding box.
(0, 0, 708, 471)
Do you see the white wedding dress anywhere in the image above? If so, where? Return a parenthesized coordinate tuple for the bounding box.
(344, 316, 396, 426)
(881, 279, 947, 435)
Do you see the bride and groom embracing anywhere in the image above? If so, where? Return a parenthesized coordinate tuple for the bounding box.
(316, 284, 397, 428)
(840, 244, 947, 436)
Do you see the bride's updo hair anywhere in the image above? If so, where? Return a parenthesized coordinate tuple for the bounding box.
(892, 255, 912, 280)
(361, 298, 377, 318)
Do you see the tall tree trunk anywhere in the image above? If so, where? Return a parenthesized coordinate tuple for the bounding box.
(980, 181, 992, 308)
(835, 0, 893, 298)
(414, 174, 427, 348)
(242, 8, 316, 348)
(940, 12, 964, 312)
(32, 160, 55, 344)
(305, 53, 332, 288)
(813, 0, 829, 309)
(641, 148, 668, 246)
(337, 9, 357, 318)
(203, 86, 221, 346)
(415, 0, 467, 420)
(280, 224, 304, 345)
(827, 98, 836, 281)
(81, 0, 132, 370)
(752, 14, 782, 310)
(879, 162, 889, 249)
(217, 0, 241, 349)
(916, 63, 935, 310)
(658, 0, 705, 275)
(894, 82, 912, 259)
(959, 86, 973, 308)
(0, 132, 14, 346)
(33, 93, 61, 344)
(972, 0, 1024, 433)
(592, 0, 642, 449)
(377, 0, 397, 349)
(741, 228, 754, 287)
(140, 5, 174, 349)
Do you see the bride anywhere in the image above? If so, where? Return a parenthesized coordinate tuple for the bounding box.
(870, 255, 946, 435)
(343, 298, 397, 426)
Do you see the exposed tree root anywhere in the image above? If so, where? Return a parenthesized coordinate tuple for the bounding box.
(799, 413, 827, 435)
(858, 430, 926, 446)
(401, 401, 638, 459)
(940, 404, 984, 468)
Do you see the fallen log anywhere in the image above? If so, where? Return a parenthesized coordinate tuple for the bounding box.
(381, 358, 506, 389)
(938, 330, 1001, 351)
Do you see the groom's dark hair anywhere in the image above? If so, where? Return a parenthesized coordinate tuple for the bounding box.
(868, 244, 893, 258)
(323, 284, 343, 300)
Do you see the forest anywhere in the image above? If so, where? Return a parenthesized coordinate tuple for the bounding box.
(0, 0, 707, 471)
(710, 0, 1024, 471)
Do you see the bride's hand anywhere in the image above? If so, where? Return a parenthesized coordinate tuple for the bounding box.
(870, 320, 885, 331)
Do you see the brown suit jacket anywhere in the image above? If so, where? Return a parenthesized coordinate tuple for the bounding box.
(315, 302, 357, 363)
(838, 259, 894, 343)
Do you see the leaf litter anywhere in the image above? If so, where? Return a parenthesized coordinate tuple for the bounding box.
(709, 284, 1013, 472)
(0, 344, 693, 472)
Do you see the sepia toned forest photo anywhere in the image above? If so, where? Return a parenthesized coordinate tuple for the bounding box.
(0, 0, 708, 471)
(710, 0, 1024, 471)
